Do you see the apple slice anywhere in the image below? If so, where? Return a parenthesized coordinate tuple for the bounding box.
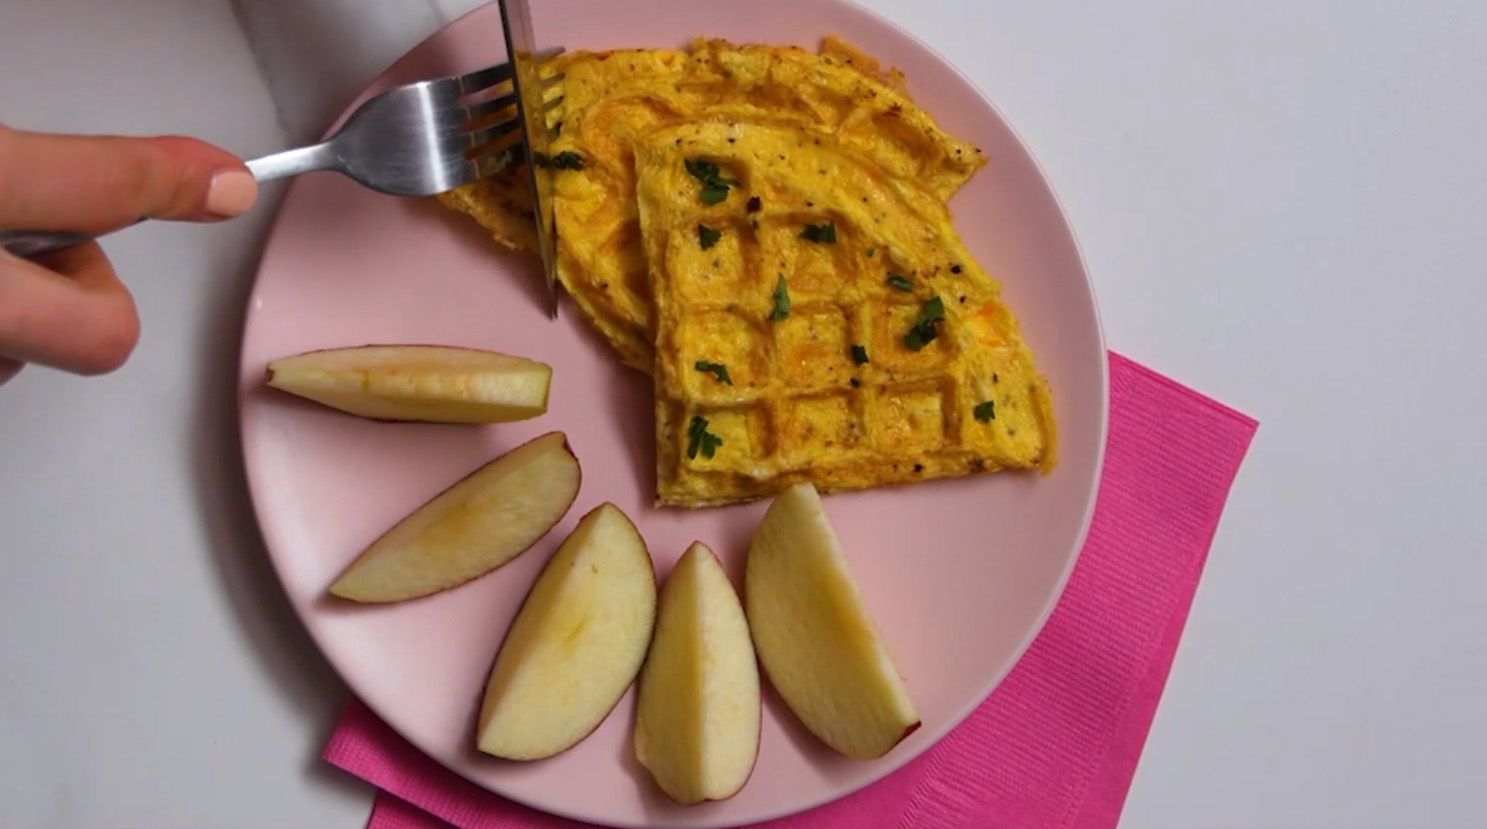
(635, 542, 761, 804)
(329, 432, 579, 602)
(745, 483, 919, 759)
(267, 345, 551, 423)
(477, 502, 657, 760)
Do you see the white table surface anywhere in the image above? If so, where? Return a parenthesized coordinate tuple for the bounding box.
(3, 1, 1484, 827)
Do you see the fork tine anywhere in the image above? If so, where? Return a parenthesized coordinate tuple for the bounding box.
(448, 63, 514, 97)
(466, 116, 524, 151)
(540, 73, 565, 89)
(464, 92, 520, 124)
(443, 46, 563, 98)
(542, 95, 565, 113)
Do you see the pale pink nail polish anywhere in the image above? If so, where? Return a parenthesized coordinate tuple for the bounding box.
(205, 170, 258, 218)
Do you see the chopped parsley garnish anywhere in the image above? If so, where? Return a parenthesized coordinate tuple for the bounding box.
(903, 295, 945, 351)
(697, 224, 721, 250)
(973, 400, 996, 422)
(851, 345, 869, 365)
(746, 196, 762, 213)
(686, 415, 723, 460)
(532, 150, 584, 170)
(799, 222, 837, 243)
(700, 184, 729, 206)
(685, 158, 737, 205)
(865, 247, 876, 257)
(769, 275, 791, 321)
(694, 360, 733, 385)
(887, 273, 913, 292)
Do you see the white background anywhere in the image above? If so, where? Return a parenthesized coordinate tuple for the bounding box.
(2, 1, 1484, 827)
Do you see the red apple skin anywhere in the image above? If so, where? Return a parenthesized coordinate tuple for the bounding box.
(898, 721, 922, 745)
(330, 431, 580, 602)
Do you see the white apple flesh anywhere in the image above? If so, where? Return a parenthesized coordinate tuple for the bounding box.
(267, 345, 551, 423)
(745, 483, 920, 759)
(329, 432, 580, 603)
(635, 542, 761, 804)
(477, 503, 657, 760)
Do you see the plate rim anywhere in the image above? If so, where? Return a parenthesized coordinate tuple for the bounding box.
(236, 0, 1109, 824)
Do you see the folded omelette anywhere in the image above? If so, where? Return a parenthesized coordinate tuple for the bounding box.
(439, 37, 985, 371)
(439, 37, 1056, 507)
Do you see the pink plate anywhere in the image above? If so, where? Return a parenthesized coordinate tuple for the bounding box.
(239, 1, 1106, 826)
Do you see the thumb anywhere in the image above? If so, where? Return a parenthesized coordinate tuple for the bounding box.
(0, 126, 258, 234)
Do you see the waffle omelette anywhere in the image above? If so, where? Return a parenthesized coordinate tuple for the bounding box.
(439, 38, 1056, 507)
(439, 37, 984, 371)
(637, 122, 1055, 506)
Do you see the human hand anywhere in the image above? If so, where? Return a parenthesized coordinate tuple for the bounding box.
(0, 126, 259, 385)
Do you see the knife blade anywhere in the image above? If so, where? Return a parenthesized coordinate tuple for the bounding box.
(497, 0, 562, 318)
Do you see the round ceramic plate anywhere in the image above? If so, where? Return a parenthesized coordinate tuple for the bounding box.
(239, 1, 1106, 826)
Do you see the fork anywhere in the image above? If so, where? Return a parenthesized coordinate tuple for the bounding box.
(0, 55, 564, 260)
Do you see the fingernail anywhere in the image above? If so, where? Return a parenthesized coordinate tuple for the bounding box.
(206, 170, 258, 218)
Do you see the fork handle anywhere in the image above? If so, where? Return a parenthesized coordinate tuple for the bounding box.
(245, 141, 337, 182)
(0, 142, 338, 259)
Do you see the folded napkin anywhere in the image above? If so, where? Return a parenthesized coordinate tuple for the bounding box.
(324, 352, 1258, 829)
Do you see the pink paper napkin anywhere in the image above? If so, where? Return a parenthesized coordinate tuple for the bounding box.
(324, 352, 1258, 829)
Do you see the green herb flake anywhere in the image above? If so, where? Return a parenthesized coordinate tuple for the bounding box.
(865, 247, 876, 257)
(700, 184, 729, 205)
(533, 150, 584, 170)
(851, 345, 869, 365)
(973, 400, 996, 423)
(685, 158, 737, 206)
(694, 360, 733, 385)
(697, 224, 722, 250)
(769, 274, 791, 321)
(887, 273, 914, 292)
(799, 222, 837, 243)
(685, 415, 724, 460)
(903, 295, 946, 351)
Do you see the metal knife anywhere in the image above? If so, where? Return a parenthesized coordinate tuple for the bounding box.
(497, 0, 563, 318)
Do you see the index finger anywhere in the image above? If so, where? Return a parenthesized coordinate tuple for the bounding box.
(0, 126, 257, 233)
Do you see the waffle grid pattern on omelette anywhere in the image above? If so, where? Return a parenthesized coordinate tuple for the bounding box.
(437, 37, 985, 372)
(637, 122, 1055, 507)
